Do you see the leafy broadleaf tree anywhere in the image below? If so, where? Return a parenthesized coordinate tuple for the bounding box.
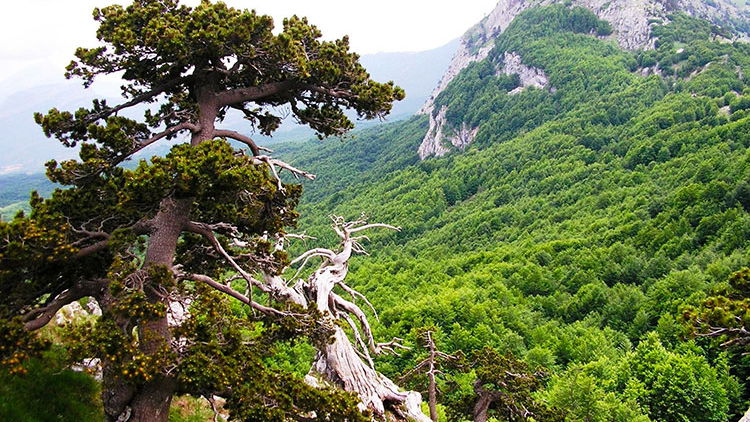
(616, 333, 732, 422)
(0, 0, 409, 421)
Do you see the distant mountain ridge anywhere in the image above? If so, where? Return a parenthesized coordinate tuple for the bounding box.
(0, 41, 458, 176)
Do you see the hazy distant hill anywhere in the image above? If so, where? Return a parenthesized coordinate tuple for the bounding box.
(360, 39, 460, 119)
(0, 40, 458, 176)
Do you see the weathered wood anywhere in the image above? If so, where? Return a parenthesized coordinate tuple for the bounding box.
(263, 217, 431, 421)
(739, 406, 750, 422)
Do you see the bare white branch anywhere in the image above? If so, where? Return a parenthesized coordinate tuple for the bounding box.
(339, 282, 379, 322)
(252, 155, 316, 181)
(184, 273, 293, 317)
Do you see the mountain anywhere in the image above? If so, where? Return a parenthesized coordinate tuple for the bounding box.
(6, 0, 750, 419)
(360, 39, 461, 119)
(418, 0, 750, 158)
(0, 82, 101, 175)
(273, 1, 750, 420)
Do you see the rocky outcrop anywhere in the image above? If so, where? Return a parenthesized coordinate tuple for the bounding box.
(418, 107, 481, 159)
(418, 51, 548, 158)
(418, 107, 451, 158)
(452, 122, 480, 150)
(421, 0, 747, 114)
(416, 0, 748, 159)
(54, 300, 101, 326)
(501, 51, 549, 93)
(418, 0, 658, 116)
(418, 0, 533, 116)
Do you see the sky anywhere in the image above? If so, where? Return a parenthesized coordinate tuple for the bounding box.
(0, 0, 499, 87)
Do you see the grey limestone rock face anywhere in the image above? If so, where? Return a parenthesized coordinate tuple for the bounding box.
(501, 51, 549, 92)
(416, 0, 748, 159)
(418, 0, 531, 116)
(417, 106, 482, 159)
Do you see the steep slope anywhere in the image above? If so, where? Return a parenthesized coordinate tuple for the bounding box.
(418, 0, 750, 158)
(279, 5, 750, 420)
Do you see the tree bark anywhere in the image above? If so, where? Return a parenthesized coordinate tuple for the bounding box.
(473, 393, 493, 422)
(472, 383, 500, 422)
(126, 376, 178, 422)
(309, 326, 429, 421)
(105, 77, 218, 422)
(105, 197, 191, 422)
(427, 335, 439, 422)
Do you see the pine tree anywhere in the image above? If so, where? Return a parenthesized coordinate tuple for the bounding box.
(0, 1, 407, 421)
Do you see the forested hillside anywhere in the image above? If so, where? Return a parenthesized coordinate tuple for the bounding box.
(275, 5, 750, 421)
(6, 0, 750, 421)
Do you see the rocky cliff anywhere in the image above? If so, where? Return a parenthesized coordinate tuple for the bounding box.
(417, 0, 749, 158)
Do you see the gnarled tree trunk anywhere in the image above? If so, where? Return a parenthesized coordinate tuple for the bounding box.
(103, 87, 218, 421)
(472, 382, 501, 422)
(310, 326, 425, 419)
(182, 216, 430, 420)
(263, 217, 431, 421)
(104, 197, 192, 422)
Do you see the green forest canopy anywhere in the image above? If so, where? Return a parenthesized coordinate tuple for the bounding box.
(274, 6, 750, 421)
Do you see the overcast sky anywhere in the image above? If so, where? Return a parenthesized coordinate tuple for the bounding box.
(0, 0, 499, 88)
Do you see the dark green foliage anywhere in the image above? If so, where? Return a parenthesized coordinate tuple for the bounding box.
(682, 268, 750, 350)
(652, 13, 719, 46)
(730, 95, 750, 113)
(0, 350, 102, 421)
(444, 347, 562, 422)
(174, 286, 366, 422)
(494, 5, 613, 42)
(0, 317, 50, 375)
(1, 0, 404, 420)
(0, 140, 298, 323)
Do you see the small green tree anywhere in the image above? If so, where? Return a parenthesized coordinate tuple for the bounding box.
(445, 347, 562, 422)
(0, 1, 405, 421)
(400, 327, 465, 421)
